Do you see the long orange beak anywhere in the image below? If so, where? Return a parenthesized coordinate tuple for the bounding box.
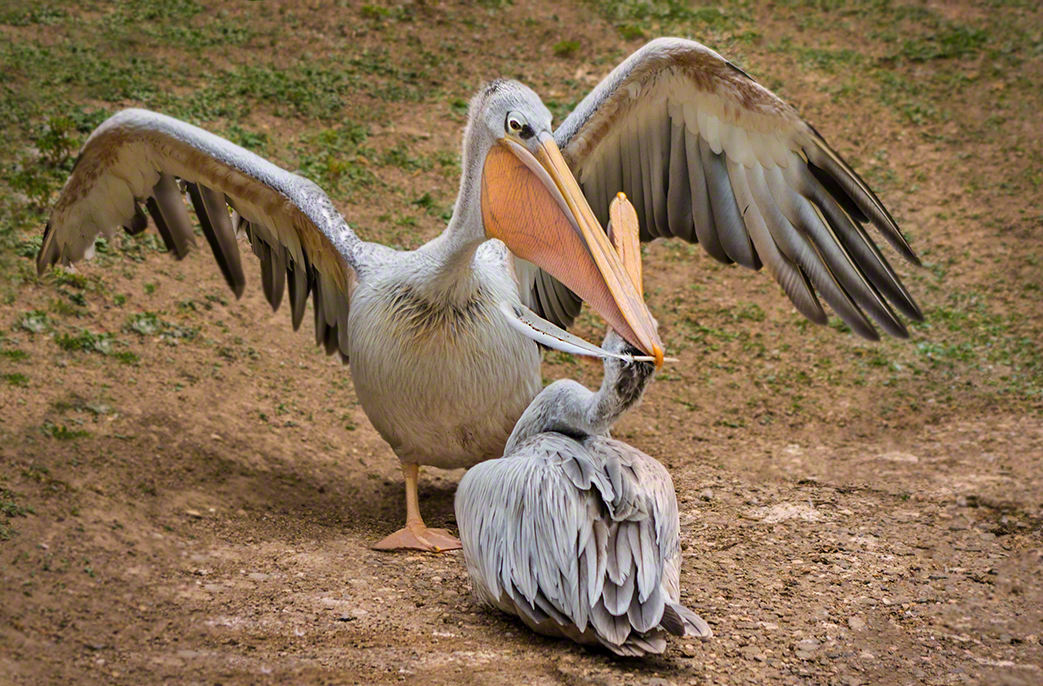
(481, 132, 663, 366)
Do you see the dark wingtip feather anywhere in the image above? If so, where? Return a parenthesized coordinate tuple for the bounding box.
(146, 174, 197, 260)
(37, 222, 55, 276)
(850, 321, 881, 342)
(807, 162, 869, 224)
(256, 240, 277, 311)
(186, 183, 246, 300)
(267, 247, 285, 313)
(287, 259, 312, 332)
(803, 137, 920, 266)
(122, 203, 148, 236)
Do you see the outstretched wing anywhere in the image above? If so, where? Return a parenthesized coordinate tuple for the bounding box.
(456, 433, 702, 656)
(549, 38, 922, 341)
(37, 109, 365, 360)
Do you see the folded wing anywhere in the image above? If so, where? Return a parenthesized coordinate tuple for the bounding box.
(37, 109, 365, 360)
(456, 433, 709, 656)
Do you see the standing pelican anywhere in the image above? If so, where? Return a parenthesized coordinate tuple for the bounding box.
(36, 38, 921, 551)
(457, 195, 711, 656)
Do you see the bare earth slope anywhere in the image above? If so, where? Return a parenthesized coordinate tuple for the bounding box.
(0, 1, 1040, 684)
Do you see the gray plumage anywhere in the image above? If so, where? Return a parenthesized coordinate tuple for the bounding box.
(145, 173, 197, 259)
(456, 330, 712, 656)
(36, 108, 361, 362)
(531, 37, 924, 340)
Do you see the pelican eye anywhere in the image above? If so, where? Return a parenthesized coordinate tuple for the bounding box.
(505, 113, 535, 140)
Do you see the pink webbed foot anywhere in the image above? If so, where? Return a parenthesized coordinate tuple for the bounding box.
(372, 522, 461, 552)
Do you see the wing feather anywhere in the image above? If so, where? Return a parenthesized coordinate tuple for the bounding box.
(38, 109, 363, 360)
(554, 37, 922, 340)
(145, 174, 198, 259)
(728, 161, 825, 323)
(701, 138, 761, 270)
(665, 120, 692, 241)
(686, 129, 731, 264)
(287, 260, 310, 331)
(185, 182, 245, 298)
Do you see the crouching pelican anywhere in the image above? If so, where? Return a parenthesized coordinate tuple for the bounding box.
(457, 195, 712, 656)
(36, 38, 921, 551)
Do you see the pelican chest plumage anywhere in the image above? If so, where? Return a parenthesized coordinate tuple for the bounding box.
(36, 38, 921, 551)
(457, 195, 712, 656)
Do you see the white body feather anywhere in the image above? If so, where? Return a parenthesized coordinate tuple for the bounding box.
(349, 242, 540, 469)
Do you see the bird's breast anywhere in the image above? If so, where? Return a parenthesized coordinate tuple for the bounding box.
(345, 268, 542, 468)
(380, 282, 491, 347)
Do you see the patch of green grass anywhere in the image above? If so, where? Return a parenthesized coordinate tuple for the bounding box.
(770, 38, 865, 73)
(205, 62, 361, 119)
(449, 97, 469, 116)
(55, 329, 113, 354)
(111, 351, 139, 365)
(3, 116, 82, 209)
(43, 421, 90, 440)
(901, 24, 988, 62)
(293, 123, 375, 199)
(108, 0, 203, 22)
(381, 142, 431, 172)
(553, 40, 581, 58)
(0, 4, 67, 26)
(876, 71, 944, 125)
(359, 5, 391, 20)
(20, 311, 50, 334)
(1, 349, 29, 361)
(617, 24, 645, 40)
(222, 125, 270, 154)
(589, 0, 733, 27)
(0, 488, 33, 541)
(909, 290, 1042, 399)
(3, 372, 29, 387)
(127, 312, 162, 336)
(732, 303, 766, 323)
(16, 236, 42, 258)
(126, 312, 198, 345)
(411, 192, 451, 221)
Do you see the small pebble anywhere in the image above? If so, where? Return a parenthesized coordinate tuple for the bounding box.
(699, 489, 714, 502)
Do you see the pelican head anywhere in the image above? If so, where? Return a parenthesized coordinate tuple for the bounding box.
(466, 81, 663, 364)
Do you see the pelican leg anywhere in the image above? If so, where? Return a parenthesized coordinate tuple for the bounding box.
(372, 463, 462, 552)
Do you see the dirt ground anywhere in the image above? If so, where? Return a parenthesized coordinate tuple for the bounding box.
(1, 1, 1041, 684)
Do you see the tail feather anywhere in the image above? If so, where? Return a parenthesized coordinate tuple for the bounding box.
(663, 600, 712, 639)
